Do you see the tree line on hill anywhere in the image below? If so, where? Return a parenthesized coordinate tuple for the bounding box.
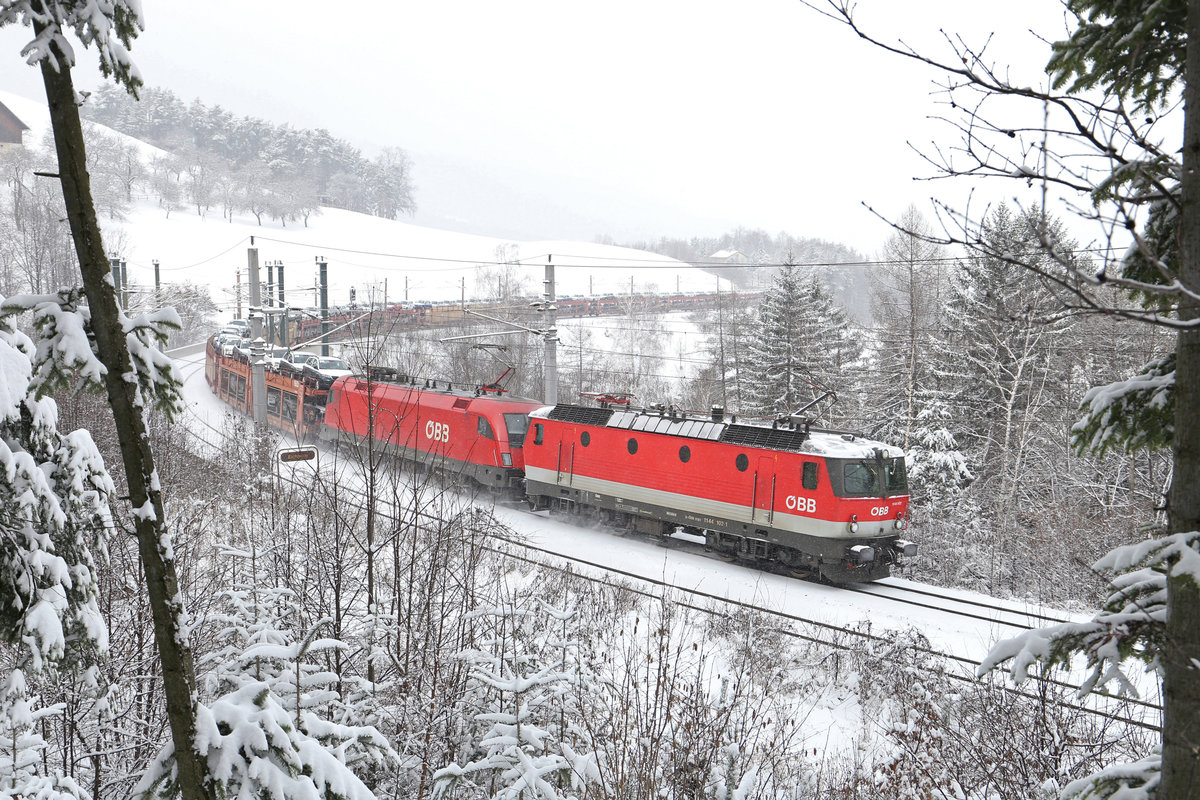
(81, 84, 415, 225)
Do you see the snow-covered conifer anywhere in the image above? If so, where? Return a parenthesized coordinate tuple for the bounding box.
(743, 265, 858, 423)
(138, 547, 401, 800)
(433, 592, 597, 800)
(0, 296, 111, 672)
(0, 669, 89, 800)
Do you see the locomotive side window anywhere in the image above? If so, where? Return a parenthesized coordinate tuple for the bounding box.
(533, 423, 543, 445)
(581, 431, 591, 447)
(735, 453, 748, 472)
(627, 438, 638, 454)
(679, 445, 691, 463)
(802, 462, 818, 490)
(477, 415, 495, 440)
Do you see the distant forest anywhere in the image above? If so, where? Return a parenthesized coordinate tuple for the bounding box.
(614, 228, 872, 321)
(81, 85, 415, 223)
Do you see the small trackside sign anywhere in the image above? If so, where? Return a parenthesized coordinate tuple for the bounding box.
(279, 447, 317, 463)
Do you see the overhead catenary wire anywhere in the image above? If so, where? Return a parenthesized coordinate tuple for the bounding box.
(116, 233, 1124, 276)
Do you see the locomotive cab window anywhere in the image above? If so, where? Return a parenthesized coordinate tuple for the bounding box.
(503, 413, 530, 447)
(885, 458, 908, 494)
(532, 423, 543, 446)
(477, 415, 495, 440)
(802, 461, 818, 490)
(843, 462, 880, 496)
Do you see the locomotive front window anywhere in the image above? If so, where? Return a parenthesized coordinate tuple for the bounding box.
(843, 462, 880, 496)
(503, 413, 530, 447)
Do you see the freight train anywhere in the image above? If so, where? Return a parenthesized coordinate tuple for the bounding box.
(205, 336, 914, 582)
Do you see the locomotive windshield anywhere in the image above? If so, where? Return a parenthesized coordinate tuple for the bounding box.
(503, 413, 531, 447)
(830, 454, 908, 497)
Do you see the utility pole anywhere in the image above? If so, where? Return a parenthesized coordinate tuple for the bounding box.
(266, 260, 276, 345)
(153, 259, 160, 306)
(544, 256, 558, 405)
(248, 242, 266, 425)
(717, 275, 727, 408)
(318, 256, 329, 357)
(110, 257, 121, 307)
(236, 267, 243, 319)
(278, 260, 287, 349)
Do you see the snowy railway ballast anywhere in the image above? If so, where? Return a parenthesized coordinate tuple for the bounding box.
(205, 336, 915, 583)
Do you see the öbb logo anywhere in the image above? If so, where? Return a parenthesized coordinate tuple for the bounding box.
(785, 496, 816, 514)
(425, 421, 450, 443)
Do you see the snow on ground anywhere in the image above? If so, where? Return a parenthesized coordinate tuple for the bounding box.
(557, 311, 711, 385)
(0, 88, 169, 162)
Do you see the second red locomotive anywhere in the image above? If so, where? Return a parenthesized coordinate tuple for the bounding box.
(320, 368, 544, 495)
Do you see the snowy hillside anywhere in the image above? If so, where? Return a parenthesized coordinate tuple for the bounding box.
(109, 204, 728, 316)
(1, 89, 730, 317)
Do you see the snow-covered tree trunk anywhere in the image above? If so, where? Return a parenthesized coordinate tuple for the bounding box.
(30, 13, 215, 800)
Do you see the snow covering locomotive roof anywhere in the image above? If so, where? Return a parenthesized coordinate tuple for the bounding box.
(532, 404, 903, 459)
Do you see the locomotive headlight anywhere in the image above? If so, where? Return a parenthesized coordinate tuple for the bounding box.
(501, 453, 513, 467)
(894, 518, 907, 530)
(849, 514, 858, 534)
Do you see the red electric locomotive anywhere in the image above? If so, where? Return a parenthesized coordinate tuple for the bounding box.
(320, 369, 544, 494)
(523, 403, 914, 582)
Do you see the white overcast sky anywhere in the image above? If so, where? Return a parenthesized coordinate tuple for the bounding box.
(0, 1, 1073, 252)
